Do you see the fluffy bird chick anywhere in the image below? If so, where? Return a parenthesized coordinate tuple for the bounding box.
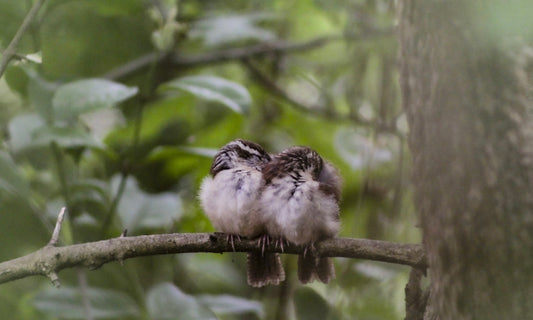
(199, 139, 285, 287)
(260, 146, 341, 284)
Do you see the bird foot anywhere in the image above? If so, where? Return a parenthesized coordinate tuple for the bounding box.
(275, 238, 286, 253)
(227, 234, 241, 252)
(258, 234, 271, 256)
(303, 243, 317, 258)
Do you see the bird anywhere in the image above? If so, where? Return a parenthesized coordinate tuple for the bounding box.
(260, 146, 341, 284)
(199, 139, 285, 287)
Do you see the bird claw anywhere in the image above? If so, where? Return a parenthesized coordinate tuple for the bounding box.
(227, 234, 241, 252)
(275, 238, 286, 252)
(256, 235, 288, 255)
(303, 243, 316, 258)
(258, 234, 270, 256)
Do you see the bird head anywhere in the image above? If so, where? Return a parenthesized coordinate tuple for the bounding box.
(210, 139, 271, 176)
(263, 146, 324, 183)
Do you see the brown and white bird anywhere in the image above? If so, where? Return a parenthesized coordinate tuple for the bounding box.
(199, 139, 285, 287)
(260, 146, 341, 284)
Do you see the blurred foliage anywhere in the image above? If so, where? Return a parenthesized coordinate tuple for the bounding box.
(0, 0, 419, 319)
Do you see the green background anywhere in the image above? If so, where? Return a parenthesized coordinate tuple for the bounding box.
(0, 0, 419, 319)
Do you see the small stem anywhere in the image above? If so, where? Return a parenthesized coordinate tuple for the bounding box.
(242, 58, 313, 113)
(101, 52, 158, 236)
(0, 0, 46, 77)
(48, 207, 66, 246)
(102, 35, 349, 80)
(50, 142, 75, 244)
(132, 99, 145, 147)
(51, 143, 71, 204)
(47, 271, 61, 288)
(101, 172, 127, 235)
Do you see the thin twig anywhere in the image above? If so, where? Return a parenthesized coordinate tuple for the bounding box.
(0, 233, 426, 285)
(242, 58, 318, 112)
(103, 35, 344, 80)
(50, 143, 71, 205)
(101, 172, 128, 235)
(48, 207, 66, 246)
(173, 35, 342, 67)
(103, 51, 164, 80)
(101, 53, 157, 236)
(0, 0, 46, 77)
(50, 142, 75, 243)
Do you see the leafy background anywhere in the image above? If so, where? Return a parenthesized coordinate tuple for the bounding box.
(0, 0, 420, 319)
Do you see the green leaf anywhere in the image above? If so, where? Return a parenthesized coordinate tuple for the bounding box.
(31, 126, 104, 149)
(146, 283, 217, 320)
(7, 113, 46, 153)
(71, 179, 110, 202)
(52, 78, 138, 121)
(113, 176, 183, 232)
(197, 294, 264, 317)
(160, 76, 251, 114)
(334, 127, 393, 170)
(4, 64, 29, 97)
(190, 14, 276, 47)
(69, 179, 111, 219)
(33, 286, 139, 319)
(26, 68, 58, 123)
(0, 151, 30, 197)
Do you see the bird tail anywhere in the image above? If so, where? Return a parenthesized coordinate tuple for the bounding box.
(247, 252, 285, 287)
(298, 255, 335, 284)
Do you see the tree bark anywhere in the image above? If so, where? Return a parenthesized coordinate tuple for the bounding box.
(398, 1, 533, 319)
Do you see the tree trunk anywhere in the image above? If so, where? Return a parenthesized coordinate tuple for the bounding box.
(398, 1, 533, 319)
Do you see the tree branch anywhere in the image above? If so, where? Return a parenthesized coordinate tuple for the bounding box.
(0, 233, 425, 285)
(0, 0, 46, 78)
(103, 35, 345, 80)
(173, 35, 342, 67)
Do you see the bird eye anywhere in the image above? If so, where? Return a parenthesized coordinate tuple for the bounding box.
(249, 154, 264, 162)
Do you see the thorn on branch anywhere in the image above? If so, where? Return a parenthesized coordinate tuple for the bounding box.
(117, 254, 125, 266)
(117, 230, 128, 265)
(48, 207, 66, 247)
(47, 271, 61, 288)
